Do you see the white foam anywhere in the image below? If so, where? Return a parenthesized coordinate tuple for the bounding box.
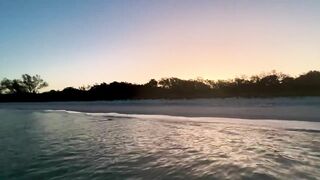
(44, 110, 320, 131)
(44, 110, 82, 114)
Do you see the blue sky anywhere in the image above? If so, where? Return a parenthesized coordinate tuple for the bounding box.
(1, 0, 320, 90)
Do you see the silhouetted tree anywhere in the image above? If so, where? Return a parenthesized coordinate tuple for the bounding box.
(295, 71, 320, 86)
(259, 75, 280, 87)
(145, 79, 158, 88)
(0, 78, 26, 94)
(0, 74, 48, 94)
(0, 70, 320, 102)
(21, 74, 48, 93)
(79, 85, 91, 91)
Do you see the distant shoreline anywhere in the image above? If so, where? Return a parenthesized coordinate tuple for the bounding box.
(1, 97, 320, 122)
(1, 92, 320, 103)
(1, 70, 320, 102)
(1, 94, 320, 103)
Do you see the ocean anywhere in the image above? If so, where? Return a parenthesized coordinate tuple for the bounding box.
(0, 98, 319, 179)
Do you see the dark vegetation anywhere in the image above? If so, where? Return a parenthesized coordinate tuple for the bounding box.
(1, 70, 320, 102)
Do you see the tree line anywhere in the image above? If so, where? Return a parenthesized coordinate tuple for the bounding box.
(1, 70, 320, 102)
(0, 74, 48, 94)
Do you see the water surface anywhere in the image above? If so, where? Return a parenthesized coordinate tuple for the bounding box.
(1, 97, 320, 121)
(1, 98, 320, 179)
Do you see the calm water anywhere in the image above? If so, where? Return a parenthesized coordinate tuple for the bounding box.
(1, 98, 320, 179)
(1, 97, 320, 121)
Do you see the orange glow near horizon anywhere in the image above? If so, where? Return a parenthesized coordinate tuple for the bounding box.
(1, 1, 319, 90)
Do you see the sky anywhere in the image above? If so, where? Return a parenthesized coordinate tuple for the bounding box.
(0, 0, 320, 90)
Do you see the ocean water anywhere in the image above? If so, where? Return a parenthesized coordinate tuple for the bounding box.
(1, 97, 320, 121)
(0, 98, 320, 179)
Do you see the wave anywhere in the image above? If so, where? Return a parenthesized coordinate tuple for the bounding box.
(285, 128, 320, 133)
(3, 98, 320, 122)
(44, 109, 82, 114)
(44, 109, 320, 132)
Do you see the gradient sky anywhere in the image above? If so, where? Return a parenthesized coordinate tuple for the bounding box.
(1, 0, 320, 90)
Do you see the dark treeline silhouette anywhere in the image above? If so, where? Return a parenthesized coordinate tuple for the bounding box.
(1, 70, 320, 102)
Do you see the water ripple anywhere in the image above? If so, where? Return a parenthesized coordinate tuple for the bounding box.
(0, 110, 319, 179)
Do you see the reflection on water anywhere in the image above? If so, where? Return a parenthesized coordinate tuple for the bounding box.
(0, 110, 319, 179)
